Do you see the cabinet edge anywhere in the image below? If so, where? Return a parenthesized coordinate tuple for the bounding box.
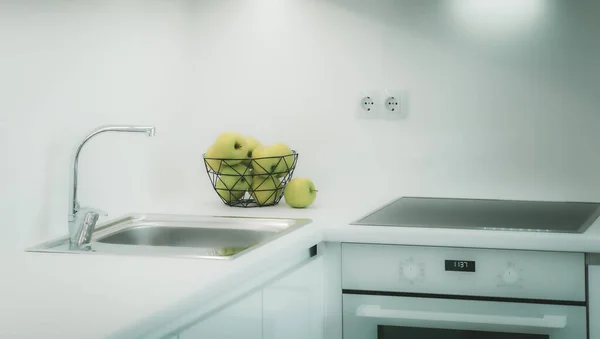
(589, 253, 600, 266)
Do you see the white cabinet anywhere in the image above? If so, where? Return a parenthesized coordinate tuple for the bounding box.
(590, 264, 600, 339)
(177, 251, 324, 339)
(178, 290, 263, 339)
(263, 255, 324, 339)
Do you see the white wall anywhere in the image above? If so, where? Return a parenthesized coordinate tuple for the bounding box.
(2, 0, 600, 251)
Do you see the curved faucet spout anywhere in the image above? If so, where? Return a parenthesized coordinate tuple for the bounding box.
(68, 125, 156, 247)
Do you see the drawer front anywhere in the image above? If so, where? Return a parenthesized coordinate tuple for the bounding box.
(343, 293, 587, 339)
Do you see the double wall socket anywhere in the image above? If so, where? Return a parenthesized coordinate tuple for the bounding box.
(357, 89, 408, 120)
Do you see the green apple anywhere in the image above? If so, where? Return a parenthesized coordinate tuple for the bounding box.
(241, 136, 262, 166)
(212, 131, 247, 165)
(251, 143, 294, 176)
(205, 145, 227, 173)
(245, 136, 262, 158)
(216, 179, 246, 202)
(250, 175, 282, 206)
(251, 145, 278, 175)
(284, 177, 317, 208)
(218, 164, 252, 188)
(268, 143, 294, 176)
(215, 164, 251, 200)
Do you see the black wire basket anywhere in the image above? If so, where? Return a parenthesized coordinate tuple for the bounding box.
(202, 151, 299, 207)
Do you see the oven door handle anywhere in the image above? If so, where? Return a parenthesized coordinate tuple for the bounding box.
(356, 304, 567, 329)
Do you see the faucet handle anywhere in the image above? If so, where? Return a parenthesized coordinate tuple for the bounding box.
(70, 207, 108, 248)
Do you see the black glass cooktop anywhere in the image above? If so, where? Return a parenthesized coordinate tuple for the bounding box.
(352, 197, 600, 233)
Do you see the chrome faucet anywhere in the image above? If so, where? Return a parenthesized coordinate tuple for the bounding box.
(68, 125, 156, 249)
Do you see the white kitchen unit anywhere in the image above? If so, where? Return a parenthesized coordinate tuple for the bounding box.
(590, 256, 600, 339)
(262, 252, 324, 339)
(341, 243, 588, 339)
(178, 290, 263, 339)
(178, 250, 324, 339)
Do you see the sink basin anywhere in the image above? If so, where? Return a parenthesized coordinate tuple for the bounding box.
(97, 226, 273, 248)
(26, 213, 312, 260)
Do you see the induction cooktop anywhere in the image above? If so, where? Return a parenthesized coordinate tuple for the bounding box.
(351, 197, 600, 233)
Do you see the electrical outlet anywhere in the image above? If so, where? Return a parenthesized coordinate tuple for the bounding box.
(382, 89, 409, 120)
(357, 90, 382, 119)
(384, 95, 399, 112)
(361, 96, 375, 112)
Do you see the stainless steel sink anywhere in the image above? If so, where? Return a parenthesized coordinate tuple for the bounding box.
(26, 213, 312, 260)
(97, 226, 273, 248)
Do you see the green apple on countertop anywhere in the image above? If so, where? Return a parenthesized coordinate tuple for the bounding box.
(284, 177, 317, 208)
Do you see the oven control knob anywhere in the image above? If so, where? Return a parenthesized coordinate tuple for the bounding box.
(502, 267, 519, 285)
(402, 264, 420, 281)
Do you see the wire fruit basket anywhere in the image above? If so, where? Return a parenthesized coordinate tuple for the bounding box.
(202, 151, 299, 207)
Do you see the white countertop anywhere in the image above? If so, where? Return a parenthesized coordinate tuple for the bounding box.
(3, 199, 600, 339)
(0, 202, 341, 339)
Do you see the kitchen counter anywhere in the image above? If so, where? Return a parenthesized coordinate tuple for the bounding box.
(1, 202, 341, 339)
(3, 198, 600, 339)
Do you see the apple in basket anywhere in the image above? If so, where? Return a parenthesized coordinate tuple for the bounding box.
(250, 175, 282, 206)
(205, 132, 248, 172)
(215, 164, 252, 202)
(251, 143, 294, 177)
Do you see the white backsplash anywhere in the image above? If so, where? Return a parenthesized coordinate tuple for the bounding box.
(2, 0, 600, 250)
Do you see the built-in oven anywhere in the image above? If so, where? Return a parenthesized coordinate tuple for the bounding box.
(341, 243, 588, 339)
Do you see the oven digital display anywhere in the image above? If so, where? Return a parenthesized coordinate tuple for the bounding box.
(445, 260, 476, 272)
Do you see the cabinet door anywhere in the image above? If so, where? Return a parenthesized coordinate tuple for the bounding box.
(262, 255, 324, 339)
(178, 290, 262, 339)
(591, 265, 600, 339)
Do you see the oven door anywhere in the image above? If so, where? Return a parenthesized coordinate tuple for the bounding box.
(343, 294, 587, 339)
